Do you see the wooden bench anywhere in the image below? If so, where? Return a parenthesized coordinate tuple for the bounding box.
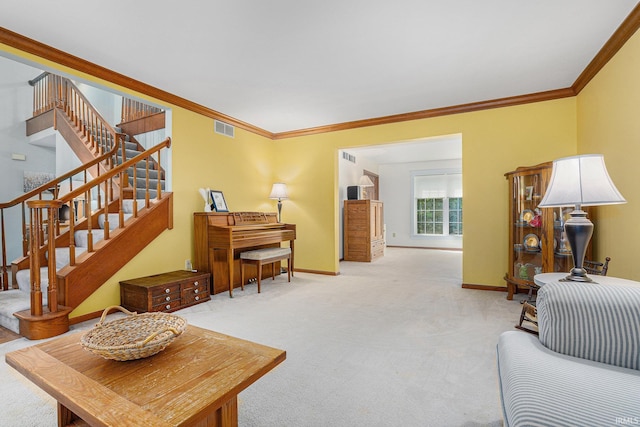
(240, 247, 292, 294)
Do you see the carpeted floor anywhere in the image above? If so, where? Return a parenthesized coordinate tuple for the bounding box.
(0, 247, 523, 426)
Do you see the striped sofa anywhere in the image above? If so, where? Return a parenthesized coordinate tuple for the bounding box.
(497, 281, 640, 427)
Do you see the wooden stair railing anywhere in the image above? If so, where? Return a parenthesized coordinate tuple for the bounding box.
(31, 72, 117, 157)
(30, 72, 165, 182)
(0, 136, 123, 291)
(121, 97, 163, 123)
(13, 137, 171, 339)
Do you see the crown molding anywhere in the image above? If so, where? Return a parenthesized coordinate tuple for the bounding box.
(273, 88, 576, 139)
(2, 3, 639, 142)
(572, 3, 640, 94)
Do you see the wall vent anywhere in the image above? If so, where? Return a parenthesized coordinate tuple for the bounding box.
(214, 120, 235, 138)
(342, 151, 356, 163)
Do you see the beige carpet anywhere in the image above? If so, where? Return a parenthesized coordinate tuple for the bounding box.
(0, 247, 522, 426)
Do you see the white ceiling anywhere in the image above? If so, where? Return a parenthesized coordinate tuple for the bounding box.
(2, 1, 638, 134)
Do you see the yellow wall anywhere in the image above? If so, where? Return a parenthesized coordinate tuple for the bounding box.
(71, 108, 276, 316)
(577, 30, 640, 280)
(2, 41, 583, 318)
(273, 100, 578, 286)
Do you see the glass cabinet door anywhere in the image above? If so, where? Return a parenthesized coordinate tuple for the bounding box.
(505, 162, 594, 300)
(510, 172, 544, 283)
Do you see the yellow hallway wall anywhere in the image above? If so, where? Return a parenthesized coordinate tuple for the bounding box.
(273, 98, 578, 287)
(577, 29, 640, 280)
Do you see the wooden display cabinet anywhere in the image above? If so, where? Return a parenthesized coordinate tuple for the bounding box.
(504, 162, 592, 300)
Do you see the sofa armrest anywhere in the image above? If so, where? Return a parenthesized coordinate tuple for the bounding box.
(497, 331, 640, 427)
(537, 281, 640, 370)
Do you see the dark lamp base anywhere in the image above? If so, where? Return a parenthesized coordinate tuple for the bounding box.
(560, 274, 594, 283)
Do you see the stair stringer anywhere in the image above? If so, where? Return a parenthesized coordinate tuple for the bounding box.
(54, 108, 114, 176)
(56, 193, 173, 309)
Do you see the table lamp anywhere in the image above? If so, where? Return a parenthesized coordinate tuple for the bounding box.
(269, 183, 288, 223)
(538, 154, 626, 282)
(358, 175, 374, 187)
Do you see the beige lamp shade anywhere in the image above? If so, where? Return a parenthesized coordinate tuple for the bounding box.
(269, 183, 288, 200)
(538, 154, 626, 209)
(538, 154, 625, 283)
(358, 175, 374, 187)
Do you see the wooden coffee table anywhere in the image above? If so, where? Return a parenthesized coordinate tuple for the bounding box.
(6, 325, 285, 427)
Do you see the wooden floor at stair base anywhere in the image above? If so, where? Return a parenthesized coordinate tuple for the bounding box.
(0, 325, 20, 344)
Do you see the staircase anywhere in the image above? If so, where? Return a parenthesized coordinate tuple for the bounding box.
(0, 73, 172, 339)
(114, 129, 166, 199)
(0, 199, 140, 333)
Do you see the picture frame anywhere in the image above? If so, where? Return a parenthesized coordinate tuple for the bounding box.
(525, 186, 534, 201)
(210, 190, 229, 212)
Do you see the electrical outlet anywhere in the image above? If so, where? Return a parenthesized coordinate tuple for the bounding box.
(185, 259, 192, 270)
(393, 232, 396, 237)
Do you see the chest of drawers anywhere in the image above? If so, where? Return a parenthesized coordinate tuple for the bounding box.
(120, 270, 211, 313)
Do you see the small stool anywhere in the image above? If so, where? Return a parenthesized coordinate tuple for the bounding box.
(240, 247, 292, 293)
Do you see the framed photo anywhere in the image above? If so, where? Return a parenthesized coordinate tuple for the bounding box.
(525, 186, 534, 201)
(210, 190, 229, 212)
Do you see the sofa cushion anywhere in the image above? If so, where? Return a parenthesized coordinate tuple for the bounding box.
(497, 331, 640, 427)
(537, 282, 640, 371)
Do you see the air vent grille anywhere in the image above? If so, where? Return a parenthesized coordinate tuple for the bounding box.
(342, 151, 356, 163)
(214, 120, 235, 138)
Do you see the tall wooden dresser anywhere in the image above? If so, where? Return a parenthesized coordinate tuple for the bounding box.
(344, 199, 384, 262)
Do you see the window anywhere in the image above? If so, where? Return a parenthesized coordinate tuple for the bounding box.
(448, 197, 463, 235)
(413, 171, 462, 236)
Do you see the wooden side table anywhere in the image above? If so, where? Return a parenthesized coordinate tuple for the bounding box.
(120, 270, 211, 313)
(6, 325, 286, 427)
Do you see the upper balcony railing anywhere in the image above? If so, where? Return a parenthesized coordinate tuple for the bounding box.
(121, 98, 163, 123)
(30, 72, 119, 156)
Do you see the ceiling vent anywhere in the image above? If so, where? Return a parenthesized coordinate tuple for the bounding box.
(214, 120, 235, 138)
(342, 151, 356, 163)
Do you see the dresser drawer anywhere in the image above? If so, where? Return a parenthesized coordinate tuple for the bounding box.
(151, 290, 181, 306)
(183, 289, 210, 305)
(150, 283, 181, 297)
(181, 277, 207, 292)
(151, 299, 182, 312)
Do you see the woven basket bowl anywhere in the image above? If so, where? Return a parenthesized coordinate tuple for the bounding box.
(81, 306, 187, 361)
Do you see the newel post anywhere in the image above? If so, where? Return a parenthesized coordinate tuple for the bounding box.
(27, 199, 62, 315)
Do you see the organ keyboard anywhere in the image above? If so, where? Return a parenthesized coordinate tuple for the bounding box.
(193, 212, 296, 296)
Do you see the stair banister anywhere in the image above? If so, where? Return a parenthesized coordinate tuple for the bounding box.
(60, 137, 172, 203)
(21, 137, 171, 327)
(0, 137, 122, 290)
(57, 137, 171, 264)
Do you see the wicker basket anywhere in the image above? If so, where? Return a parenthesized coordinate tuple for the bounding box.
(81, 306, 187, 361)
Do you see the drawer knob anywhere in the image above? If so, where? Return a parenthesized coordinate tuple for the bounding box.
(166, 304, 171, 310)
(165, 296, 171, 301)
(194, 289, 199, 294)
(195, 296, 200, 301)
(194, 281, 199, 286)
(165, 288, 170, 294)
